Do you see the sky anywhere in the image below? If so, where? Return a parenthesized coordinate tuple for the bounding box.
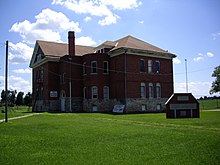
(0, 0, 220, 98)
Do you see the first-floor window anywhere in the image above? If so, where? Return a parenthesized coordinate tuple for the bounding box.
(83, 87, 87, 99)
(103, 86, 109, 100)
(140, 82, 146, 98)
(92, 86, 98, 99)
(156, 83, 161, 98)
(149, 83, 153, 98)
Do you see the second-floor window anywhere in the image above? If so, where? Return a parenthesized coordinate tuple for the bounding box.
(60, 72, 65, 84)
(103, 61, 109, 74)
(83, 62, 87, 75)
(140, 59, 145, 72)
(155, 61, 160, 73)
(148, 60, 152, 73)
(91, 61, 97, 74)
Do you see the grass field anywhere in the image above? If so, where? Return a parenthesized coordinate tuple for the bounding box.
(199, 99, 220, 110)
(0, 106, 32, 120)
(0, 111, 219, 165)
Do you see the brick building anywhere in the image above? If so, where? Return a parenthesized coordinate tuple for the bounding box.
(29, 31, 176, 113)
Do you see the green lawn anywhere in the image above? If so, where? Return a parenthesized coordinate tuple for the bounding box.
(199, 99, 220, 110)
(0, 106, 32, 120)
(0, 112, 219, 165)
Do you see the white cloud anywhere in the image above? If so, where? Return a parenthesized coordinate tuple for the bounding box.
(206, 52, 214, 57)
(138, 20, 144, 24)
(173, 57, 181, 64)
(174, 81, 212, 98)
(52, 0, 141, 26)
(193, 52, 214, 62)
(84, 16, 92, 22)
(212, 32, 220, 40)
(100, 0, 142, 10)
(0, 75, 31, 94)
(8, 42, 33, 64)
(10, 8, 81, 44)
(76, 36, 97, 46)
(13, 69, 32, 74)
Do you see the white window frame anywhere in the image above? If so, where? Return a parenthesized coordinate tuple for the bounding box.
(140, 82, 146, 98)
(91, 61, 97, 74)
(149, 83, 154, 98)
(156, 83, 161, 98)
(103, 61, 109, 74)
(92, 86, 98, 99)
(103, 86, 109, 100)
(148, 60, 152, 73)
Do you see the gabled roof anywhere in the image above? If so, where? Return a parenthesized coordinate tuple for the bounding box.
(111, 35, 169, 54)
(37, 40, 95, 56)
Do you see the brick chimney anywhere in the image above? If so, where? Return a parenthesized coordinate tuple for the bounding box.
(68, 31, 75, 56)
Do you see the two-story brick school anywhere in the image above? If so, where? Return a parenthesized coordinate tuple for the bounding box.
(29, 31, 176, 113)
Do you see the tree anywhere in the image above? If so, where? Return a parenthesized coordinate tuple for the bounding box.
(24, 92, 32, 106)
(16, 91, 24, 106)
(1, 90, 6, 102)
(8, 90, 17, 107)
(210, 65, 220, 94)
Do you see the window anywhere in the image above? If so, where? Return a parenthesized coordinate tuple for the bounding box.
(103, 61, 109, 74)
(83, 62, 87, 75)
(92, 86, 98, 99)
(156, 104, 161, 111)
(83, 87, 87, 99)
(140, 82, 146, 98)
(148, 60, 152, 73)
(91, 61, 97, 74)
(60, 72, 65, 84)
(37, 54, 42, 61)
(155, 61, 160, 73)
(140, 59, 145, 72)
(149, 83, 154, 98)
(156, 83, 161, 98)
(103, 86, 109, 100)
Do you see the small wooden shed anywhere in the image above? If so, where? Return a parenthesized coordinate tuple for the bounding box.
(165, 93, 200, 118)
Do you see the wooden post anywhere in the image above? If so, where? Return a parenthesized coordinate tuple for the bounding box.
(5, 41, 8, 122)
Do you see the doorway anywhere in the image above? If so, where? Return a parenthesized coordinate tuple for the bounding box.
(60, 90, 66, 112)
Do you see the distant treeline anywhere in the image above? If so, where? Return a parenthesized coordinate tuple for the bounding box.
(198, 95, 220, 100)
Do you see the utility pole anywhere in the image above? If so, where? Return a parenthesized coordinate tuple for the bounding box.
(5, 41, 8, 122)
(185, 59, 188, 93)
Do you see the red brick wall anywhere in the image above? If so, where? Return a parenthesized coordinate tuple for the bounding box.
(82, 53, 110, 99)
(110, 53, 174, 99)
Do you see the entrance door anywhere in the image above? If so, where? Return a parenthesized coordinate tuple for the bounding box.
(60, 90, 65, 112)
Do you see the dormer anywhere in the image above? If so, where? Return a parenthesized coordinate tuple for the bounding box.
(95, 41, 116, 54)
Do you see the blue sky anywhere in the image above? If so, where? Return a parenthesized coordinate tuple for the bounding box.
(0, 0, 219, 98)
